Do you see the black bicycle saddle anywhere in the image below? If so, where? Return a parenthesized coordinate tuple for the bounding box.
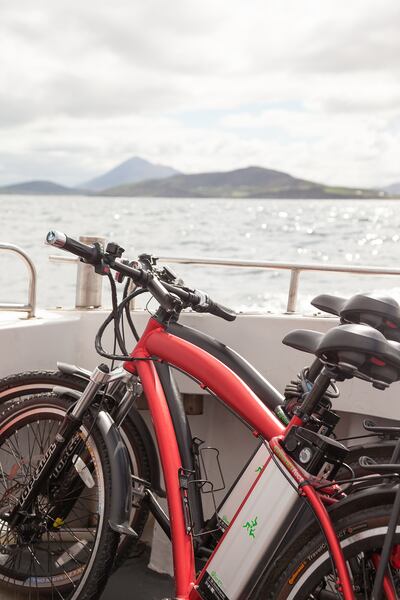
(281, 329, 323, 354)
(283, 324, 400, 388)
(311, 293, 400, 342)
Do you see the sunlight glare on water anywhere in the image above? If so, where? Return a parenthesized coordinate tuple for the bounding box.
(1, 196, 400, 314)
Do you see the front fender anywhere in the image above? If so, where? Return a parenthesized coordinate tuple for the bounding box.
(56, 364, 164, 497)
(96, 410, 137, 538)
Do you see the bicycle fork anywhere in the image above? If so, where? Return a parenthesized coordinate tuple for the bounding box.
(5, 365, 108, 529)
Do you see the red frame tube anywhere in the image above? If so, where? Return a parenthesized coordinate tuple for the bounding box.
(371, 555, 397, 600)
(124, 318, 355, 599)
(135, 357, 196, 598)
(269, 437, 355, 598)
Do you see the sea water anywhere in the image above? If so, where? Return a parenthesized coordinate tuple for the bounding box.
(1, 195, 400, 313)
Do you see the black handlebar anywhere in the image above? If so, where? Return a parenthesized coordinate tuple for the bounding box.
(46, 230, 236, 322)
(207, 299, 237, 322)
(162, 282, 236, 322)
(46, 230, 101, 264)
(147, 275, 182, 313)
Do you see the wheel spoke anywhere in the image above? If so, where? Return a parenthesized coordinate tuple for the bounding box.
(0, 404, 104, 599)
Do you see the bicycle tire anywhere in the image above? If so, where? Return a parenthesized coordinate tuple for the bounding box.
(0, 370, 151, 569)
(253, 501, 400, 598)
(0, 394, 119, 600)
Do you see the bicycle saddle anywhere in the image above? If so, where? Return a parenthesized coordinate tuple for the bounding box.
(311, 293, 400, 342)
(280, 329, 323, 354)
(283, 324, 400, 388)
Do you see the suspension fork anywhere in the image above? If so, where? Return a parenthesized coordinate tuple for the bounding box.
(7, 365, 110, 528)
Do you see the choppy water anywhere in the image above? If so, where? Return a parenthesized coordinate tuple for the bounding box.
(1, 195, 400, 314)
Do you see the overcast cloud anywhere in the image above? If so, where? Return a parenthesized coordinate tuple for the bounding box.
(0, 0, 399, 187)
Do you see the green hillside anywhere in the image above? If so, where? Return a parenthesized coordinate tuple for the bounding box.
(102, 166, 382, 199)
(0, 180, 81, 195)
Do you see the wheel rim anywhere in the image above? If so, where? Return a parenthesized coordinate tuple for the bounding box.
(283, 525, 400, 599)
(0, 405, 106, 600)
(1, 381, 146, 546)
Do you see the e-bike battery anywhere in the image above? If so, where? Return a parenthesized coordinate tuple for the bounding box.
(197, 457, 300, 600)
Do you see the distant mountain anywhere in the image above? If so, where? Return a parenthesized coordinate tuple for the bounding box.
(102, 166, 382, 199)
(0, 180, 81, 195)
(81, 157, 180, 191)
(383, 182, 400, 195)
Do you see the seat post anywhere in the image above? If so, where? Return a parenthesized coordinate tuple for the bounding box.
(297, 367, 333, 420)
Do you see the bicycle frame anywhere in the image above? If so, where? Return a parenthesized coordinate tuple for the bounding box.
(124, 317, 356, 600)
(37, 231, 399, 597)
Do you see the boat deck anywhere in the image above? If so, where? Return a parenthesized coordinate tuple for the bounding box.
(102, 545, 173, 600)
(0, 546, 173, 600)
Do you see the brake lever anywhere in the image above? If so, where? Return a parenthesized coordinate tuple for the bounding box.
(157, 265, 183, 285)
(138, 253, 158, 271)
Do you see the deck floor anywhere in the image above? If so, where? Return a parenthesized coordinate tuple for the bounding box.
(0, 546, 174, 600)
(101, 546, 173, 600)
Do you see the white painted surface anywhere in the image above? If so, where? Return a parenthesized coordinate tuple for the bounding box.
(9, 308, 394, 423)
(0, 309, 399, 580)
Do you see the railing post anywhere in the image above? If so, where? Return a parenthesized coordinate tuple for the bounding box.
(0, 243, 37, 318)
(75, 236, 105, 309)
(287, 269, 300, 313)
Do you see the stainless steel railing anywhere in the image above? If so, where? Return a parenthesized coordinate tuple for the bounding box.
(157, 256, 400, 313)
(0, 244, 37, 318)
(49, 248, 400, 313)
(49, 236, 106, 309)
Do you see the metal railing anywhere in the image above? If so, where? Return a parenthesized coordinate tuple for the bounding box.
(74, 236, 106, 309)
(49, 236, 106, 309)
(0, 244, 37, 318)
(49, 248, 400, 313)
(157, 256, 400, 313)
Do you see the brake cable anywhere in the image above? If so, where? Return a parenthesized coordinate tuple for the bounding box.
(122, 278, 140, 342)
(95, 278, 146, 361)
(104, 272, 128, 357)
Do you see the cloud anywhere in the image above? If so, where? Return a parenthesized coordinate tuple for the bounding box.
(0, 0, 399, 187)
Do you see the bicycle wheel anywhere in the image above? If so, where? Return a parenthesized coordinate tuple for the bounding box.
(254, 502, 400, 598)
(0, 370, 151, 568)
(0, 394, 119, 599)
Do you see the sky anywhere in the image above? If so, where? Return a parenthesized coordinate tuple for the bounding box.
(0, 0, 399, 188)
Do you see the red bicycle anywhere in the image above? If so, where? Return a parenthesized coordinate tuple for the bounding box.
(0, 230, 398, 600)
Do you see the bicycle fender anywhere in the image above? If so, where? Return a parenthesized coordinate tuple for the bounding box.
(252, 483, 399, 593)
(327, 483, 399, 520)
(56, 366, 165, 497)
(285, 483, 399, 552)
(57, 362, 92, 379)
(53, 386, 81, 401)
(127, 406, 166, 498)
(96, 410, 137, 538)
(346, 440, 397, 453)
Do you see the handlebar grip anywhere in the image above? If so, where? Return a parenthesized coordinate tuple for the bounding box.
(208, 299, 236, 322)
(46, 230, 100, 264)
